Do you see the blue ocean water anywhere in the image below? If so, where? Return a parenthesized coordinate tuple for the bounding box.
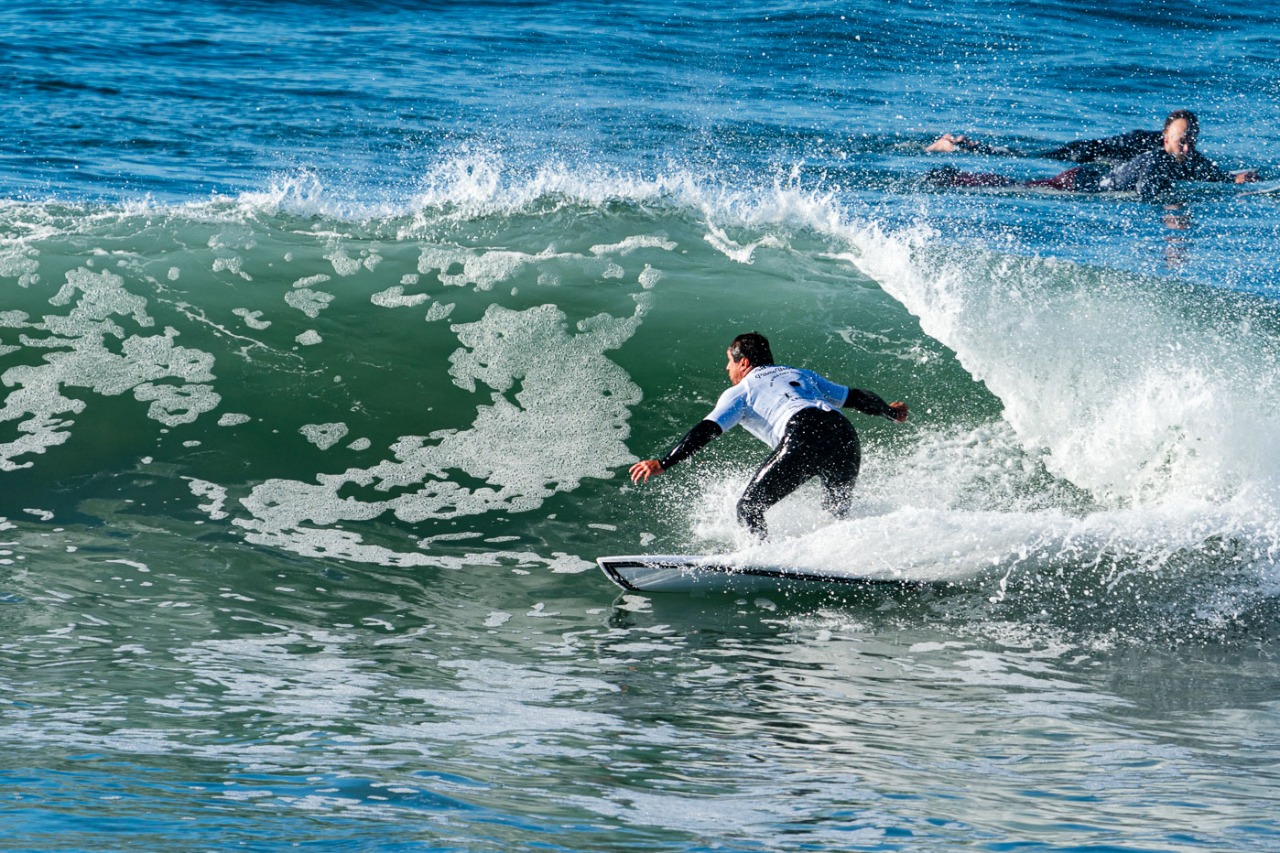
(2, 1, 1280, 850)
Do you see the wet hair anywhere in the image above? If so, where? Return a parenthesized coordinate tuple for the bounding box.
(729, 332, 774, 366)
(1165, 109, 1199, 142)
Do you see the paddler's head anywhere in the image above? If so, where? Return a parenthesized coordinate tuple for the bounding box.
(1163, 109, 1199, 162)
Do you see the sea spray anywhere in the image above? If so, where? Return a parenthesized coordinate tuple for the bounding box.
(845, 221, 1280, 509)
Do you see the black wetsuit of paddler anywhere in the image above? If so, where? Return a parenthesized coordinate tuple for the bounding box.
(952, 129, 1163, 163)
(928, 136, 1238, 201)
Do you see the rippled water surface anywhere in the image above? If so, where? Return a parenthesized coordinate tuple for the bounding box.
(2, 1, 1279, 850)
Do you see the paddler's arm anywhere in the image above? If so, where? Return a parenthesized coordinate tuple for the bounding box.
(844, 388, 909, 423)
(629, 420, 724, 484)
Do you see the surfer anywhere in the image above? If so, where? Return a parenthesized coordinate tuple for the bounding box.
(629, 333, 908, 540)
(925, 110, 1256, 200)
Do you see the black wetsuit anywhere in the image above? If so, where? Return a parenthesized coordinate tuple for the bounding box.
(1040, 130, 1163, 163)
(656, 368, 897, 539)
(735, 406, 862, 538)
(1100, 148, 1236, 199)
(944, 130, 1161, 163)
(927, 147, 1237, 201)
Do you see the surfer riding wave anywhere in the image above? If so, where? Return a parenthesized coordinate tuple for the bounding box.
(629, 332, 908, 540)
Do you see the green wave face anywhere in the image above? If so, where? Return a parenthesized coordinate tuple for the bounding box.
(4, 184, 1280, 591)
(0, 193, 956, 565)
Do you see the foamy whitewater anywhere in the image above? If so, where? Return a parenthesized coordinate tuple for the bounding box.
(2, 2, 1278, 851)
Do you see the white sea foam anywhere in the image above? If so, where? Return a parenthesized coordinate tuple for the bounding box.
(133, 382, 220, 427)
(324, 248, 363, 277)
(184, 477, 229, 520)
(419, 245, 563, 292)
(285, 288, 334, 318)
(300, 423, 349, 451)
(292, 274, 332, 289)
(0, 267, 221, 469)
(0, 247, 40, 287)
(638, 264, 662, 289)
(590, 236, 678, 256)
(730, 499, 1268, 587)
(233, 308, 272, 329)
(216, 293, 647, 567)
(371, 286, 431, 308)
(425, 302, 455, 322)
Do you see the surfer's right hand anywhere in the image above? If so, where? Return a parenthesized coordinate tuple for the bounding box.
(889, 401, 909, 422)
(926, 133, 964, 153)
(630, 459, 664, 484)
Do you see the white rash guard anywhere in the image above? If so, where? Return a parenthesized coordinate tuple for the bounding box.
(706, 365, 849, 449)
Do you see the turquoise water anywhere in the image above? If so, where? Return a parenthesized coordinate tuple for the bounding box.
(2, 2, 1280, 850)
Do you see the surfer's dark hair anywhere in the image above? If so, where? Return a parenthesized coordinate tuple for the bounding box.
(1165, 109, 1199, 141)
(729, 332, 774, 366)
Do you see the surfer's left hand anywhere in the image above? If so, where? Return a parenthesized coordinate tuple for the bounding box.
(888, 401, 909, 422)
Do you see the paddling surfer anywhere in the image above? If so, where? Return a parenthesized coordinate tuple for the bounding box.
(629, 332, 908, 540)
(925, 110, 1257, 200)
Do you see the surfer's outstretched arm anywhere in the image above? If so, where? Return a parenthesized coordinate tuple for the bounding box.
(926, 133, 1022, 156)
(843, 388, 909, 422)
(629, 419, 723, 484)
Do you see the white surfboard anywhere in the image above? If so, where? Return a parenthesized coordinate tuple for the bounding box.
(1240, 179, 1280, 197)
(597, 554, 924, 594)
